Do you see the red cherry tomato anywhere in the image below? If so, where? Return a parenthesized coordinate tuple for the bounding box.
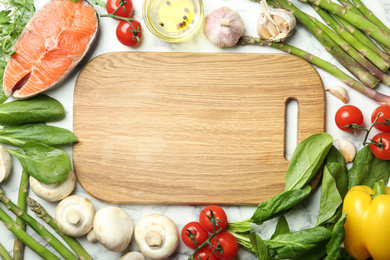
(370, 132, 390, 160)
(199, 205, 227, 233)
(194, 247, 218, 260)
(181, 221, 209, 249)
(371, 105, 390, 132)
(116, 20, 142, 47)
(211, 232, 239, 260)
(106, 0, 133, 19)
(335, 105, 364, 132)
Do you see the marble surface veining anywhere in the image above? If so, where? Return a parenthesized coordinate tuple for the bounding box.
(0, 0, 390, 259)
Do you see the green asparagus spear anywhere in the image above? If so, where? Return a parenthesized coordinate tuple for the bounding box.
(0, 188, 78, 260)
(27, 197, 93, 260)
(0, 208, 60, 260)
(298, 0, 390, 49)
(313, 6, 389, 72)
(265, 0, 380, 88)
(0, 242, 12, 260)
(238, 36, 390, 105)
(13, 170, 29, 260)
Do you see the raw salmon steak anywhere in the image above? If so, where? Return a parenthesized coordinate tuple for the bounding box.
(3, 0, 98, 99)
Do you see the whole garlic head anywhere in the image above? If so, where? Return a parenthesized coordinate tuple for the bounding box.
(257, 0, 296, 42)
(203, 7, 245, 48)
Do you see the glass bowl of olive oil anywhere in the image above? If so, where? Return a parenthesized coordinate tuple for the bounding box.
(143, 0, 204, 42)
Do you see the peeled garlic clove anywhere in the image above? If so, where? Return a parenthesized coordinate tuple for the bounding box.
(326, 86, 349, 103)
(257, 0, 296, 42)
(203, 7, 245, 48)
(338, 139, 356, 163)
(0, 145, 12, 183)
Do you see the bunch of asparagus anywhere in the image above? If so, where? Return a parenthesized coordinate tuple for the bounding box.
(240, 0, 390, 104)
(0, 172, 92, 260)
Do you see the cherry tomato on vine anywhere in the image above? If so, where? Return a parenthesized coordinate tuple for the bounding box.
(370, 132, 390, 160)
(199, 205, 227, 233)
(116, 20, 142, 47)
(106, 0, 133, 19)
(371, 105, 390, 132)
(211, 232, 239, 260)
(181, 221, 209, 249)
(194, 247, 218, 260)
(335, 105, 364, 132)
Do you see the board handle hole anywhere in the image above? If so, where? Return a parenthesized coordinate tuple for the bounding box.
(285, 98, 298, 161)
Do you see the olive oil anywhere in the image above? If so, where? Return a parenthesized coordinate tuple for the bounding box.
(147, 0, 201, 38)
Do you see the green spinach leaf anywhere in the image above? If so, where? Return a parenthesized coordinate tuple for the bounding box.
(265, 226, 332, 259)
(250, 185, 311, 225)
(249, 232, 269, 260)
(285, 133, 333, 191)
(348, 145, 390, 189)
(0, 94, 65, 126)
(271, 215, 289, 239)
(0, 123, 78, 146)
(315, 165, 343, 226)
(325, 212, 347, 260)
(6, 142, 71, 184)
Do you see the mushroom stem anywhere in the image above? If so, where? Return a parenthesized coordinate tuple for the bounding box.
(219, 18, 232, 27)
(145, 230, 163, 248)
(66, 209, 81, 225)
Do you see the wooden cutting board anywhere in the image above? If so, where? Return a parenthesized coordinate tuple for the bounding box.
(73, 52, 325, 205)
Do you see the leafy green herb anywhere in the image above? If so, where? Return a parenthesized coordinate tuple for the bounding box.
(315, 165, 343, 226)
(348, 145, 390, 189)
(0, 123, 78, 146)
(0, 94, 65, 126)
(285, 133, 333, 191)
(5, 142, 71, 184)
(270, 215, 289, 239)
(250, 185, 311, 225)
(265, 226, 332, 259)
(325, 212, 347, 260)
(249, 232, 270, 260)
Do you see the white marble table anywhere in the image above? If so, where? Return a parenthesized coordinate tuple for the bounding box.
(1, 0, 390, 259)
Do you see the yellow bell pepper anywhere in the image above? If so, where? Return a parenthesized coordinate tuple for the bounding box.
(343, 180, 390, 260)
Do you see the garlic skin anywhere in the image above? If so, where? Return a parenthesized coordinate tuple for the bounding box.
(326, 86, 349, 103)
(257, 0, 296, 42)
(338, 139, 356, 163)
(203, 7, 245, 48)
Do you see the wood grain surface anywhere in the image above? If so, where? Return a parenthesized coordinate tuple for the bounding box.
(73, 52, 325, 205)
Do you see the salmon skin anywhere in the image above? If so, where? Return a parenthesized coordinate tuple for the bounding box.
(3, 0, 99, 99)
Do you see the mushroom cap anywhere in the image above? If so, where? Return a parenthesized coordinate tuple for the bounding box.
(134, 214, 179, 259)
(93, 206, 133, 252)
(0, 145, 12, 182)
(55, 195, 95, 237)
(120, 251, 145, 260)
(30, 169, 76, 202)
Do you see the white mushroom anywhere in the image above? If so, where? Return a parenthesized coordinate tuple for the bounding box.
(0, 145, 12, 183)
(134, 214, 179, 259)
(88, 206, 133, 252)
(55, 195, 95, 237)
(120, 251, 145, 260)
(30, 169, 76, 202)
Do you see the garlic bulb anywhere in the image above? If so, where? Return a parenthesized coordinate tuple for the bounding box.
(203, 7, 245, 48)
(326, 86, 349, 103)
(257, 0, 296, 42)
(338, 139, 356, 163)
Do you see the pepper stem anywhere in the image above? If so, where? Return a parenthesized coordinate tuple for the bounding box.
(373, 180, 386, 198)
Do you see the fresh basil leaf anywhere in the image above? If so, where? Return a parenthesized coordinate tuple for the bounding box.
(0, 123, 78, 146)
(271, 215, 289, 239)
(265, 226, 332, 259)
(249, 232, 269, 260)
(315, 165, 343, 226)
(285, 133, 333, 191)
(0, 94, 65, 126)
(325, 146, 347, 172)
(325, 212, 347, 260)
(348, 145, 390, 189)
(297, 240, 328, 260)
(326, 162, 348, 199)
(5, 142, 71, 184)
(250, 185, 311, 225)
